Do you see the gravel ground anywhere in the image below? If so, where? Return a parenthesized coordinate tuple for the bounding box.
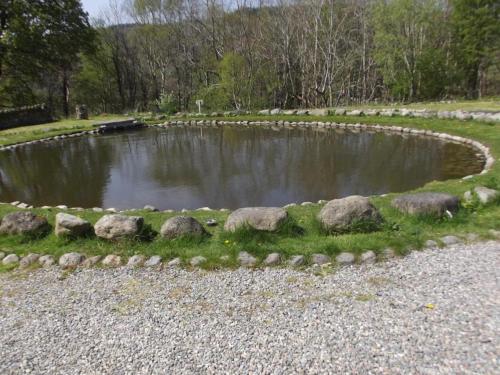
(0, 241, 499, 374)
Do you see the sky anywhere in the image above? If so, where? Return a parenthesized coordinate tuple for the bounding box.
(81, 0, 104, 18)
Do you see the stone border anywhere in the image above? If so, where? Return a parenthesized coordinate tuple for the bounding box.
(0, 120, 494, 211)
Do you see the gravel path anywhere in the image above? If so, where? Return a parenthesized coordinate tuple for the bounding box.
(1, 241, 499, 374)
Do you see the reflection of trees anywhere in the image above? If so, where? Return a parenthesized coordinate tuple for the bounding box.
(0, 136, 114, 207)
(0, 127, 483, 210)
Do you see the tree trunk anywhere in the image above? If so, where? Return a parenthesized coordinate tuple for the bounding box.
(62, 69, 70, 118)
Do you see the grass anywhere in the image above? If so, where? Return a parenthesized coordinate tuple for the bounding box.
(307, 97, 500, 112)
(0, 114, 127, 146)
(0, 110, 499, 269)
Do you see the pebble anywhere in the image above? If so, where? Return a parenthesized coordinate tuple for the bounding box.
(263, 253, 281, 266)
(0, 241, 498, 373)
(127, 255, 145, 267)
(144, 256, 162, 267)
(20, 253, 40, 268)
(81, 256, 101, 268)
(167, 258, 182, 267)
(38, 255, 55, 268)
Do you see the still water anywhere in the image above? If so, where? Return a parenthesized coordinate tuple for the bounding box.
(0, 126, 483, 210)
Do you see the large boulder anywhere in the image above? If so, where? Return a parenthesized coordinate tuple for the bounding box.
(224, 207, 288, 232)
(318, 196, 382, 233)
(160, 216, 207, 239)
(392, 192, 460, 216)
(94, 214, 144, 240)
(0, 211, 49, 236)
(55, 212, 92, 237)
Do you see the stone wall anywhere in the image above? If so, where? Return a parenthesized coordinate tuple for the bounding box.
(0, 104, 53, 130)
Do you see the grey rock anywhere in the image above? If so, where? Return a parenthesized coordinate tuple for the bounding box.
(0, 211, 49, 236)
(425, 240, 439, 248)
(336, 252, 355, 265)
(318, 196, 382, 233)
(489, 229, 500, 238)
(127, 255, 145, 267)
(59, 252, 84, 269)
(143, 205, 158, 212)
(144, 256, 162, 267)
(167, 258, 182, 267)
(270, 108, 281, 115)
(2, 254, 19, 265)
(56, 205, 68, 210)
(102, 255, 122, 267)
(346, 110, 363, 116)
(474, 186, 499, 204)
(308, 108, 328, 116)
(466, 233, 479, 242)
(38, 255, 55, 268)
(392, 192, 460, 216)
(238, 251, 257, 267)
(441, 235, 461, 246)
(190, 256, 207, 267)
(81, 256, 101, 268)
(311, 253, 330, 265)
(160, 216, 207, 239)
(92, 207, 104, 212)
(382, 248, 396, 259)
(20, 253, 40, 268)
(224, 207, 288, 232)
(263, 253, 281, 266)
(55, 212, 92, 237)
(334, 108, 347, 115)
(17, 202, 29, 209)
(94, 214, 144, 240)
(258, 109, 270, 115)
(289, 255, 305, 266)
(360, 251, 376, 264)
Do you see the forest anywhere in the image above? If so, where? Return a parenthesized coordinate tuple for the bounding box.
(0, 0, 499, 116)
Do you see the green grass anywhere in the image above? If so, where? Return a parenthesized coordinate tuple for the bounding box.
(0, 114, 127, 146)
(0, 112, 499, 269)
(307, 97, 500, 112)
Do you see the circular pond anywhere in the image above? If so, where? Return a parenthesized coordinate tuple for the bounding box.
(0, 126, 483, 210)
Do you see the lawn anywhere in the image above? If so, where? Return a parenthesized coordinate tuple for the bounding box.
(0, 111, 498, 269)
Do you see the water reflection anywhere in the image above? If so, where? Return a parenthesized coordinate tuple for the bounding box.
(0, 126, 483, 210)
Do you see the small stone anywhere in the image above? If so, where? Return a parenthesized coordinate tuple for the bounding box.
(2, 254, 19, 265)
(56, 205, 68, 210)
(92, 207, 104, 212)
(311, 253, 330, 265)
(38, 255, 55, 267)
(238, 251, 257, 267)
(382, 248, 396, 259)
(144, 255, 162, 267)
(206, 219, 218, 227)
(20, 253, 40, 268)
(81, 256, 101, 267)
(263, 253, 281, 266)
(127, 255, 145, 267)
(17, 202, 29, 209)
(102, 255, 122, 267)
(441, 235, 461, 246)
(289, 255, 305, 266)
(360, 251, 376, 264)
(190, 256, 207, 267)
(489, 229, 500, 239)
(59, 252, 84, 269)
(466, 233, 479, 242)
(336, 252, 355, 265)
(425, 240, 439, 248)
(167, 258, 182, 267)
(144, 205, 158, 212)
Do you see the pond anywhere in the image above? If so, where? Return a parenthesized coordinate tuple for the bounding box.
(0, 126, 483, 210)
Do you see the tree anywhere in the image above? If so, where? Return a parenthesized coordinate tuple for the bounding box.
(451, 0, 500, 99)
(0, 0, 96, 115)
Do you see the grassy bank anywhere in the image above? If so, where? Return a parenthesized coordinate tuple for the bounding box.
(0, 113, 499, 269)
(0, 115, 126, 146)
